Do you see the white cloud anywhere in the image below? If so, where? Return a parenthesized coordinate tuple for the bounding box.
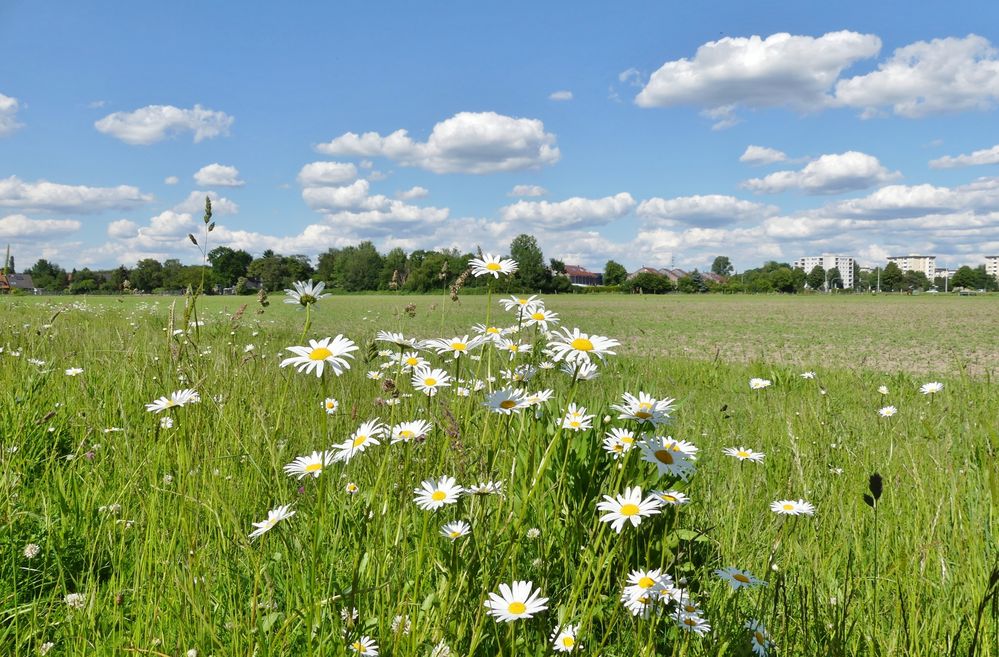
(173, 191, 239, 215)
(509, 184, 548, 197)
(637, 195, 779, 227)
(107, 219, 139, 239)
(618, 68, 643, 87)
(94, 104, 234, 145)
(316, 111, 560, 174)
(636, 31, 881, 115)
(193, 163, 244, 187)
(297, 161, 358, 186)
(549, 90, 573, 101)
(739, 145, 788, 165)
(0, 176, 153, 213)
(87, 100, 107, 109)
(164, 176, 179, 185)
(499, 192, 635, 229)
(0, 93, 23, 136)
(0, 214, 81, 239)
(396, 186, 428, 200)
(742, 151, 900, 195)
(302, 180, 380, 211)
(929, 144, 999, 169)
(835, 35, 999, 118)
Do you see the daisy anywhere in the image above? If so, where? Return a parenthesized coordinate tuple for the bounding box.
(801, 371, 816, 379)
(431, 335, 482, 359)
(597, 486, 662, 533)
(524, 307, 560, 331)
(279, 336, 358, 377)
(145, 389, 201, 413)
(878, 385, 890, 395)
(333, 420, 386, 463)
(397, 351, 426, 371)
(65, 367, 84, 376)
(484, 388, 529, 414)
(283, 450, 336, 479)
(283, 279, 330, 307)
(412, 365, 451, 396)
(501, 365, 536, 383)
(676, 614, 711, 636)
(440, 520, 471, 540)
(878, 405, 897, 418)
(639, 436, 697, 481)
(348, 636, 378, 656)
(391, 419, 433, 444)
(413, 476, 463, 510)
(749, 378, 772, 390)
(562, 360, 599, 381)
(366, 370, 383, 380)
(551, 624, 579, 652)
(470, 253, 518, 278)
(653, 489, 690, 506)
(561, 403, 594, 431)
(746, 619, 773, 657)
(467, 480, 503, 496)
(602, 428, 638, 458)
(622, 592, 659, 618)
(525, 389, 554, 406)
(715, 567, 766, 590)
(499, 294, 540, 313)
(547, 327, 620, 365)
(611, 392, 675, 426)
(345, 482, 359, 494)
(472, 323, 506, 344)
(160, 416, 174, 429)
(770, 499, 815, 516)
(375, 331, 418, 349)
(248, 504, 295, 539)
(723, 447, 765, 463)
(323, 397, 339, 414)
(919, 381, 944, 395)
(623, 568, 668, 602)
(496, 338, 530, 359)
(484, 580, 548, 622)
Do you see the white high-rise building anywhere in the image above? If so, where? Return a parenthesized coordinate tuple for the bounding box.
(986, 256, 999, 284)
(793, 254, 855, 289)
(887, 255, 936, 279)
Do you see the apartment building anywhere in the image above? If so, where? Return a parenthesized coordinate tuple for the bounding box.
(887, 254, 936, 279)
(986, 256, 999, 284)
(793, 254, 855, 289)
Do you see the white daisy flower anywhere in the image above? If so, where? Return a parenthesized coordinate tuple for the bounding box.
(551, 624, 579, 652)
(546, 327, 620, 365)
(65, 367, 84, 376)
(597, 486, 661, 533)
(499, 294, 540, 313)
(749, 378, 772, 390)
(249, 504, 295, 539)
(484, 580, 548, 622)
(279, 336, 358, 377)
(470, 254, 518, 278)
(715, 566, 766, 590)
(283, 450, 336, 479)
(484, 388, 529, 414)
(878, 405, 897, 418)
(333, 420, 386, 463)
(440, 520, 471, 540)
(390, 419, 432, 444)
(283, 279, 329, 307)
(412, 365, 451, 396)
(525, 307, 560, 331)
(413, 476, 463, 511)
(919, 381, 943, 395)
(348, 636, 378, 655)
(639, 436, 697, 480)
(145, 389, 201, 413)
(722, 447, 765, 463)
(770, 499, 815, 516)
(611, 391, 675, 425)
(323, 397, 339, 414)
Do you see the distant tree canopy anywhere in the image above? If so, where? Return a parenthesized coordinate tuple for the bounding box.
(710, 256, 733, 277)
(604, 260, 628, 286)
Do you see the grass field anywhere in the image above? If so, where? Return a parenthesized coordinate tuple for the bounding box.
(2, 292, 998, 656)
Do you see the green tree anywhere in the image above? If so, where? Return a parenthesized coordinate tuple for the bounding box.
(771, 267, 799, 293)
(381, 247, 409, 289)
(852, 261, 862, 290)
(549, 258, 566, 275)
(28, 259, 68, 290)
(208, 246, 253, 287)
(951, 265, 981, 290)
(131, 259, 164, 292)
(903, 270, 929, 291)
(806, 265, 826, 290)
(677, 271, 707, 293)
(247, 254, 286, 291)
(880, 262, 903, 291)
(510, 234, 549, 291)
(629, 271, 671, 293)
(827, 267, 843, 290)
(604, 260, 628, 286)
(330, 243, 381, 291)
(710, 256, 733, 277)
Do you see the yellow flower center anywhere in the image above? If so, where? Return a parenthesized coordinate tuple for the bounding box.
(635, 411, 653, 419)
(683, 617, 697, 627)
(352, 642, 366, 653)
(733, 573, 751, 583)
(507, 601, 526, 614)
(612, 444, 623, 452)
(406, 357, 419, 366)
(424, 378, 437, 386)
(509, 345, 519, 352)
(754, 631, 766, 645)
(662, 495, 677, 503)
(431, 490, 447, 501)
(451, 342, 466, 351)
(683, 604, 697, 613)
(309, 347, 333, 360)
(449, 531, 461, 538)
(326, 401, 335, 409)
(569, 420, 581, 428)
(638, 576, 655, 589)
(570, 337, 594, 351)
(783, 503, 794, 511)
(621, 435, 634, 444)
(619, 503, 640, 516)
(486, 262, 501, 271)
(654, 449, 674, 464)
(486, 327, 499, 334)
(305, 463, 323, 472)
(517, 298, 528, 304)
(500, 400, 517, 409)
(352, 435, 367, 447)
(399, 430, 414, 439)
(531, 312, 544, 320)
(561, 636, 575, 648)
(737, 450, 750, 458)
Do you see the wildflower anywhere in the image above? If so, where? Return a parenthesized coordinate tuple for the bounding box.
(323, 397, 339, 414)
(526, 307, 560, 331)
(248, 504, 294, 537)
(283, 450, 336, 479)
(746, 619, 773, 656)
(496, 337, 530, 359)
(715, 567, 766, 590)
(920, 381, 944, 395)
(878, 405, 897, 418)
(612, 392, 675, 426)
(561, 403, 594, 431)
(623, 568, 667, 602)
(391, 614, 412, 635)
(391, 419, 432, 444)
(749, 378, 772, 390)
(639, 436, 697, 480)
(563, 360, 599, 380)
(525, 389, 554, 406)
(397, 351, 425, 371)
(65, 367, 83, 376)
(412, 365, 451, 396)
(345, 482, 359, 494)
(159, 416, 174, 430)
(279, 336, 358, 377)
(186, 650, 198, 657)
(878, 385, 889, 395)
(801, 371, 816, 379)
(366, 370, 383, 381)
(413, 476, 463, 511)
(470, 253, 518, 278)
(64, 592, 87, 610)
(244, 344, 255, 353)
(430, 335, 482, 359)
(622, 592, 659, 617)
(676, 613, 711, 636)
(484, 580, 548, 621)
(603, 428, 638, 457)
(349, 636, 378, 655)
(375, 331, 418, 349)
(526, 527, 541, 539)
(468, 480, 503, 495)
(429, 641, 451, 657)
(333, 420, 386, 463)
(39, 643, 55, 656)
(551, 624, 579, 652)
(441, 520, 471, 540)
(283, 279, 330, 307)
(597, 486, 661, 532)
(723, 447, 765, 463)
(484, 388, 529, 414)
(499, 294, 541, 313)
(653, 490, 690, 506)
(547, 327, 620, 365)
(145, 389, 201, 413)
(770, 499, 815, 516)
(23, 543, 40, 559)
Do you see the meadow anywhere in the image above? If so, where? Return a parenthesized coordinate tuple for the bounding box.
(1, 289, 997, 656)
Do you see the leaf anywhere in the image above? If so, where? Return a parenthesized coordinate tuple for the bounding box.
(863, 493, 875, 508)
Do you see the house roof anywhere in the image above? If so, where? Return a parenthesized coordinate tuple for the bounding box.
(0, 273, 36, 289)
(564, 264, 598, 276)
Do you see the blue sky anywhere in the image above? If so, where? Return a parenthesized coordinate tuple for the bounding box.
(2, 0, 999, 272)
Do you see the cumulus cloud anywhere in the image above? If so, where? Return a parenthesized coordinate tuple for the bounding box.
(0, 176, 153, 213)
(193, 163, 244, 187)
(164, 176, 179, 185)
(316, 111, 560, 174)
(549, 90, 573, 101)
(637, 195, 779, 227)
(509, 184, 547, 197)
(929, 143, 999, 169)
(740, 145, 788, 165)
(0, 93, 23, 136)
(0, 214, 81, 239)
(636, 31, 881, 116)
(742, 151, 901, 195)
(835, 35, 999, 118)
(173, 191, 239, 215)
(94, 104, 234, 145)
(499, 192, 635, 229)
(396, 186, 428, 200)
(297, 161, 358, 186)
(107, 219, 139, 239)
